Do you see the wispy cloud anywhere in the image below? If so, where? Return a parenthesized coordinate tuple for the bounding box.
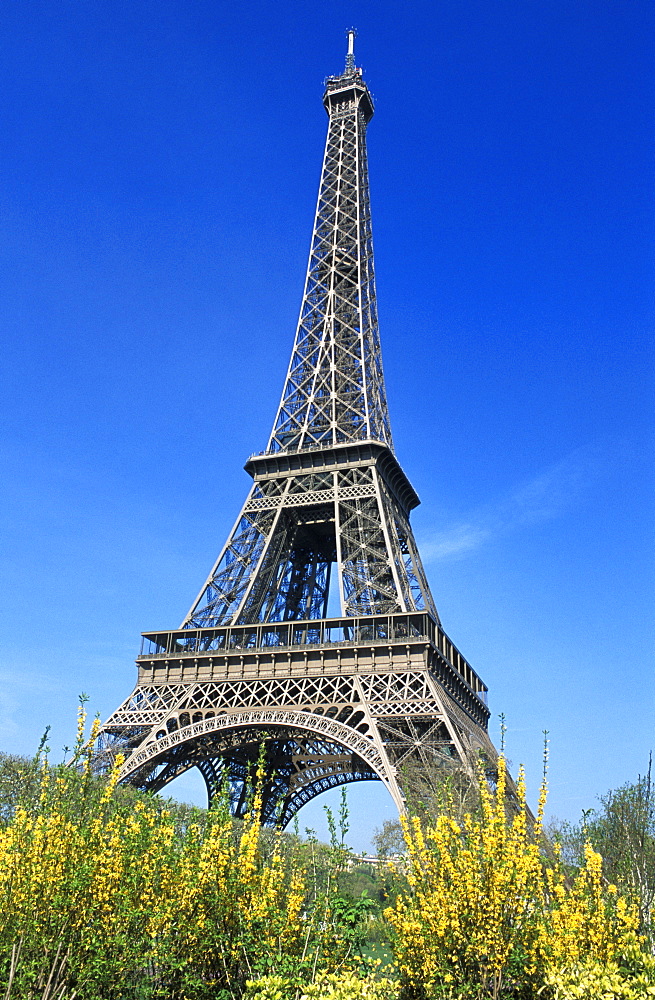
(419, 448, 596, 564)
(421, 523, 492, 561)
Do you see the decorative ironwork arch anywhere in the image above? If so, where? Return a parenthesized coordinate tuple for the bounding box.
(118, 709, 404, 826)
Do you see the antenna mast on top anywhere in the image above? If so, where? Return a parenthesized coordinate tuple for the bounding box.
(345, 28, 356, 72)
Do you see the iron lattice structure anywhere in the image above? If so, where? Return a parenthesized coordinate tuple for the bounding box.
(97, 33, 496, 822)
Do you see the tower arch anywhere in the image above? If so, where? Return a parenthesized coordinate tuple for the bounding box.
(117, 709, 404, 826)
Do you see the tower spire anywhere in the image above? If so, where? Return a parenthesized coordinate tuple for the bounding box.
(269, 30, 386, 455)
(345, 27, 356, 73)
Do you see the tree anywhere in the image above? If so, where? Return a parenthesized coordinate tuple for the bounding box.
(0, 752, 41, 823)
(373, 819, 405, 859)
(552, 758, 655, 943)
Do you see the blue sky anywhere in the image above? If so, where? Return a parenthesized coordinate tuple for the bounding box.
(1, 0, 653, 851)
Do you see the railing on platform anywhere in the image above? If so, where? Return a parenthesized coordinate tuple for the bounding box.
(138, 612, 488, 705)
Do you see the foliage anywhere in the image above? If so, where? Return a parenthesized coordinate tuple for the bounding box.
(549, 759, 655, 945)
(245, 971, 398, 1000)
(384, 752, 655, 1000)
(0, 753, 41, 823)
(544, 958, 655, 999)
(373, 820, 406, 859)
(303, 970, 397, 999)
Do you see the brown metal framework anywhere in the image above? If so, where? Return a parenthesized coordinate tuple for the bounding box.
(97, 33, 496, 823)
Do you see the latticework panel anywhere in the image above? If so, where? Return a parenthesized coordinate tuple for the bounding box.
(103, 674, 363, 730)
(182, 461, 437, 626)
(376, 478, 438, 619)
(337, 492, 399, 615)
(184, 483, 278, 628)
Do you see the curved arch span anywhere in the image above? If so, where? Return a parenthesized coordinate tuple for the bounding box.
(118, 709, 404, 821)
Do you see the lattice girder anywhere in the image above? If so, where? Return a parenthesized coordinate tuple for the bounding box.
(135, 727, 377, 825)
(268, 64, 390, 454)
(184, 455, 437, 627)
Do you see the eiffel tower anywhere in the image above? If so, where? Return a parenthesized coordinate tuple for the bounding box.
(97, 31, 496, 825)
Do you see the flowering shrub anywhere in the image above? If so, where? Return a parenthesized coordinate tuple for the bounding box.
(0, 708, 350, 999)
(385, 754, 655, 999)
